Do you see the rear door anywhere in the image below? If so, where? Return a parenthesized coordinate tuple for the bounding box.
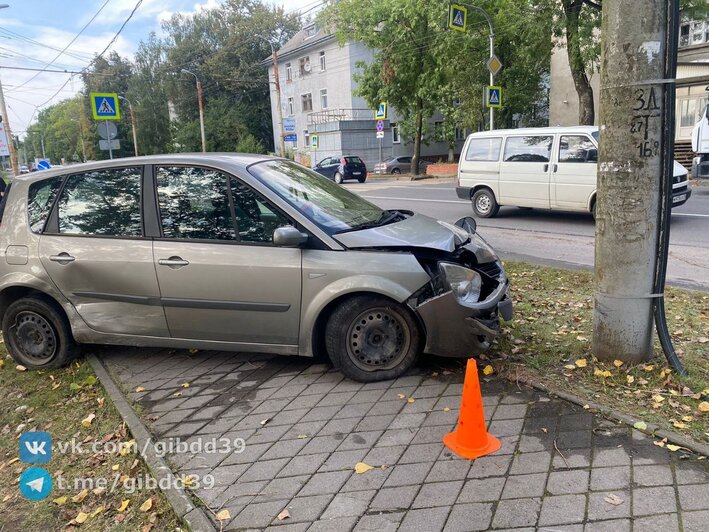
(499, 135, 553, 208)
(552, 134, 597, 210)
(38, 166, 169, 336)
(151, 165, 302, 346)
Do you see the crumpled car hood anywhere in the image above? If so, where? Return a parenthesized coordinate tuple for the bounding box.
(332, 213, 464, 252)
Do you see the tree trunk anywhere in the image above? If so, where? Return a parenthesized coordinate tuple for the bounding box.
(448, 146, 454, 162)
(563, 0, 595, 125)
(411, 97, 423, 176)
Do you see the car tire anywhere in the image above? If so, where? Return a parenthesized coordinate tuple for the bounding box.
(472, 188, 500, 218)
(391, 168, 401, 175)
(592, 201, 597, 220)
(325, 295, 421, 382)
(334, 172, 343, 184)
(357, 175, 367, 183)
(2, 296, 79, 369)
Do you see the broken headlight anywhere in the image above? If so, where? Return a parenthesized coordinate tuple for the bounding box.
(439, 262, 482, 306)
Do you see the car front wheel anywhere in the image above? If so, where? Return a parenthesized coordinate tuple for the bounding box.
(391, 168, 401, 175)
(325, 295, 421, 382)
(472, 188, 500, 218)
(2, 296, 78, 369)
(334, 172, 343, 184)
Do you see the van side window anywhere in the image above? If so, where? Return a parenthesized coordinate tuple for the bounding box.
(559, 135, 597, 163)
(27, 177, 63, 233)
(503, 136, 553, 162)
(465, 138, 502, 161)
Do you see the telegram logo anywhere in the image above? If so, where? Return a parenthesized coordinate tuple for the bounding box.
(19, 467, 53, 500)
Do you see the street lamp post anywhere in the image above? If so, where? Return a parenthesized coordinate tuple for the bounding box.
(118, 95, 139, 156)
(29, 131, 46, 159)
(181, 69, 206, 152)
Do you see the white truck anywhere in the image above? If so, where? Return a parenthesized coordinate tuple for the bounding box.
(691, 100, 709, 179)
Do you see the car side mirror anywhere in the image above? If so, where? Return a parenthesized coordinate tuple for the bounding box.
(454, 216, 477, 234)
(586, 148, 598, 162)
(273, 226, 308, 247)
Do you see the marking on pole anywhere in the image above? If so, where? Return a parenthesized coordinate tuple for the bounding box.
(486, 86, 502, 108)
(375, 101, 387, 120)
(90, 92, 120, 120)
(448, 4, 467, 32)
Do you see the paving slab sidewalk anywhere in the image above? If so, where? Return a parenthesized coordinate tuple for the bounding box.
(100, 347, 709, 531)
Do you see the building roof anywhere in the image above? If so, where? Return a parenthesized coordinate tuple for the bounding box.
(262, 23, 336, 66)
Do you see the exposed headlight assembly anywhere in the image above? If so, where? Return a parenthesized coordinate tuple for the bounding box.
(439, 262, 482, 306)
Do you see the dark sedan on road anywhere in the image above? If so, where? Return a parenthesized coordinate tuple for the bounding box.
(314, 156, 367, 184)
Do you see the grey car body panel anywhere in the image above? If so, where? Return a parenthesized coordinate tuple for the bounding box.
(333, 213, 459, 252)
(0, 154, 511, 363)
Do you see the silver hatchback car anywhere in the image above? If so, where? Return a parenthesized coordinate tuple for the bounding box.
(0, 155, 512, 382)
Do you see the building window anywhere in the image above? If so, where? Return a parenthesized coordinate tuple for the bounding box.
(680, 23, 690, 47)
(299, 56, 311, 76)
(304, 130, 310, 147)
(319, 51, 326, 71)
(680, 20, 708, 47)
(320, 89, 328, 109)
(287, 97, 294, 116)
(285, 63, 292, 82)
(304, 24, 318, 38)
(301, 93, 313, 112)
(392, 122, 400, 144)
(455, 127, 466, 140)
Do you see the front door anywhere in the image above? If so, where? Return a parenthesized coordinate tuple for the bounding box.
(152, 165, 302, 346)
(498, 135, 553, 208)
(38, 166, 169, 336)
(552, 134, 598, 210)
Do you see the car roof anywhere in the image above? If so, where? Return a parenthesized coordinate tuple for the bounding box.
(468, 126, 598, 137)
(10, 153, 280, 183)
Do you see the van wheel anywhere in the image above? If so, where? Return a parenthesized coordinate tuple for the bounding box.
(2, 297, 78, 369)
(591, 201, 597, 220)
(472, 188, 500, 218)
(334, 172, 343, 184)
(325, 295, 421, 382)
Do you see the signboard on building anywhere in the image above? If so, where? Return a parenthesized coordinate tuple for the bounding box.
(283, 117, 296, 133)
(284, 134, 297, 142)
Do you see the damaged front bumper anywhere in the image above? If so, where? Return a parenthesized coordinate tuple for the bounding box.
(415, 266, 512, 358)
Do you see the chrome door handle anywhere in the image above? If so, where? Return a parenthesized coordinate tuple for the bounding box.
(158, 257, 189, 267)
(543, 163, 549, 172)
(49, 253, 75, 264)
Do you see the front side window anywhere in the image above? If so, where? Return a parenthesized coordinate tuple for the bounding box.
(56, 167, 142, 236)
(27, 176, 62, 233)
(559, 135, 597, 163)
(157, 166, 234, 241)
(503, 136, 553, 162)
(230, 178, 290, 243)
(465, 137, 502, 161)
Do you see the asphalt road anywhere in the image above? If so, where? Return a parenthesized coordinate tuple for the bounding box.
(344, 179, 709, 291)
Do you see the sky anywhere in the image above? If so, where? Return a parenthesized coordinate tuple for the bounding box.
(0, 0, 319, 137)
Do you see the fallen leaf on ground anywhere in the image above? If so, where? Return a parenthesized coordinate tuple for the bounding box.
(626, 375, 635, 384)
(594, 369, 612, 378)
(644, 364, 655, 372)
(443, 407, 450, 412)
(277, 509, 290, 521)
(697, 337, 709, 343)
(482, 365, 494, 376)
(564, 364, 576, 370)
(397, 394, 406, 399)
(75, 511, 89, 524)
(81, 413, 95, 428)
(93, 487, 105, 495)
(260, 418, 271, 426)
(72, 489, 89, 503)
(698, 402, 709, 413)
(297, 434, 308, 439)
(173, 392, 182, 397)
(215, 509, 230, 521)
(575, 358, 588, 368)
(181, 383, 190, 388)
(16, 365, 26, 371)
(354, 462, 374, 474)
(407, 397, 415, 404)
(666, 444, 681, 452)
(53, 496, 67, 505)
(633, 421, 647, 431)
(112, 464, 120, 471)
(90, 506, 105, 517)
(117, 500, 130, 512)
(673, 422, 688, 429)
(652, 395, 665, 403)
(139, 498, 153, 512)
(682, 415, 694, 422)
(135, 386, 145, 393)
(613, 360, 624, 368)
(604, 493, 624, 506)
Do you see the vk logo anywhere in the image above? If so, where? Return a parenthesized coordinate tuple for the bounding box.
(19, 467, 53, 500)
(19, 432, 52, 464)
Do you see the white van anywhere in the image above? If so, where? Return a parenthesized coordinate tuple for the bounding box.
(456, 126, 691, 218)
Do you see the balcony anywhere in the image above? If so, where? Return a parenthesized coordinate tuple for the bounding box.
(307, 108, 373, 126)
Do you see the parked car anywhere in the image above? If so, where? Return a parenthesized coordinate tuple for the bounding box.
(374, 156, 430, 175)
(0, 155, 511, 382)
(314, 155, 367, 183)
(456, 126, 691, 218)
(20, 165, 29, 174)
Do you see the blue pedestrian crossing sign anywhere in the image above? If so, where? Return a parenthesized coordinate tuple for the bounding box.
(375, 101, 387, 120)
(485, 86, 502, 108)
(448, 4, 467, 32)
(311, 134, 319, 148)
(90, 92, 121, 121)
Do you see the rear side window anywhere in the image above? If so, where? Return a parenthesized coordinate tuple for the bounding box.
(465, 138, 502, 161)
(559, 135, 597, 163)
(56, 167, 142, 236)
(28, 177, 63, 233)
(503, 136, 553, 162)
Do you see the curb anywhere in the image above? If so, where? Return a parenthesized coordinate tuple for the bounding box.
(88, 354, 216, 532)
(508, 374, 709, 457)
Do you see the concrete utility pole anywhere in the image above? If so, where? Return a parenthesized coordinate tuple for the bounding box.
(271, 48, 286, 158)
(0, 77, 19, 176)
(119, 96, 139, 156)
(182, 69, 206, 152)
(593, 0, 671, 363)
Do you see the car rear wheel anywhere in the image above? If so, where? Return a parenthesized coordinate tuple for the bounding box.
(357, 175, 367, 183)
(325, 295, 421, 382)
(391, 168, 401, 175)
(472, 188, 500, 218)
(2, 296, 78, 369)
(334, 172, 343, 184)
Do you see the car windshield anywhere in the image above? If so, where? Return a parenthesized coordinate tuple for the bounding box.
(592, 131, 599, 142)
(248, 160, 386, 235)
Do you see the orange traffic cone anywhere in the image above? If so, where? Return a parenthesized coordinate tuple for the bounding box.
(443, 359, 501, 459)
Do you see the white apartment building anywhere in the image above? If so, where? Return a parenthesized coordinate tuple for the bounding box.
(263, 23, 465, 170)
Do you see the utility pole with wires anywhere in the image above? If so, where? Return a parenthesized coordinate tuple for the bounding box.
(0, 76, 19, 176)
(593, 0, 681, 367)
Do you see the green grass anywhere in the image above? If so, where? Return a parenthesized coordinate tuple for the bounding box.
(0, 346, 180, 531)
(494, 261, 709, 445)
